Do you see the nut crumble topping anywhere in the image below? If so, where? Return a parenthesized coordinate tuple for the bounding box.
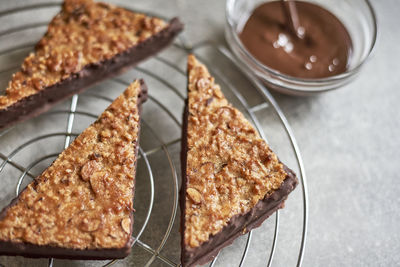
(0, 80, 142, 249)
(184, 55, 288, 248)
(0, 0, 166, 109)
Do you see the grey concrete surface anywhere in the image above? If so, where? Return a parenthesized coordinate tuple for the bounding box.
(0, 0, 399, 267)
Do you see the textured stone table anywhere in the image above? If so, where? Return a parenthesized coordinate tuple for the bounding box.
(0, 0, 399, 267)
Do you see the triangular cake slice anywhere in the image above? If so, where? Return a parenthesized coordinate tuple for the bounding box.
(0, 0, 182, 130)
(0, 79, 147, 259)
(180, 55, 298, 266)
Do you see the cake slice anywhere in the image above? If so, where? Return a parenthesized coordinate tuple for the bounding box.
(180, 55, 298, 266)
(0, 79, 147, 259)
(0, 0, 183, 130)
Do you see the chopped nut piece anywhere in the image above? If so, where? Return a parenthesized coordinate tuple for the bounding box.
(196, 78, 210, 91)
(100, 129, 112, 139)
(189, 237, 199, 248)
(79, 217, 101, 232)
(32, 78, 44, 90)
(213, 88, 223, 99)
(80, 160, 100, 181)
(121, 218, 131, 234)
(89, 172, 107, 196)
(187, 188, 202, 204)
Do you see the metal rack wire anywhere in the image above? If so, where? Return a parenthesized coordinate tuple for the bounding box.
(0, 2, 308, 267)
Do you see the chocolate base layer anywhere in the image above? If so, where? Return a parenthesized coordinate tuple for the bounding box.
(0, 17, 183, 131)
(180, 101, 298, 267)
(0, 80, 148, 260)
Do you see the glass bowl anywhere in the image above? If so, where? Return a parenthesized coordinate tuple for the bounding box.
(225, 0, 377, 95)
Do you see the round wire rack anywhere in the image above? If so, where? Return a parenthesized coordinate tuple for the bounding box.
(0, 2, 308, 267)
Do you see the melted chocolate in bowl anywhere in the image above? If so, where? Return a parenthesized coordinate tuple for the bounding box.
(239, 1, 353, 79)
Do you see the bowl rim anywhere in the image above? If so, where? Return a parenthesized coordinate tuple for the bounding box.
(225, 0, 378, 86)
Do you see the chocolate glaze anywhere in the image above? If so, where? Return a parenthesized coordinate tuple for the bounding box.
(0, 241, 131, 260)
(180, 100, 298, 267)
(239, 1, 352, 79)
(0, 80, 148, 260)
(0, 17, 183, 131)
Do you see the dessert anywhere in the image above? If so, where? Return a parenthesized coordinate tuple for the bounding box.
(0, 0, 183, 130)
(0, 79, 147, 259)
(180, 55, 298, 266)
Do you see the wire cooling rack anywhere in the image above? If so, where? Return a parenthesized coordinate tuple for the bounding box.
(0, 2, 308, 267)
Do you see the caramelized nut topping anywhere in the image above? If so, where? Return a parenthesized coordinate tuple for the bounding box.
(100, 129, 112, 139)
(187, 188, 202, 204)
(89, 171, 107, 196)
(80, 160, 100, 181)
(184, 55, 288, 248)
(0, 80, 143, 250)
(0, 0, 167, 110)
(121, 218, 131, 234)
(213, 88, 223, 99)
(32, 78, 44, 91)
(76, 212, 102, 232)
